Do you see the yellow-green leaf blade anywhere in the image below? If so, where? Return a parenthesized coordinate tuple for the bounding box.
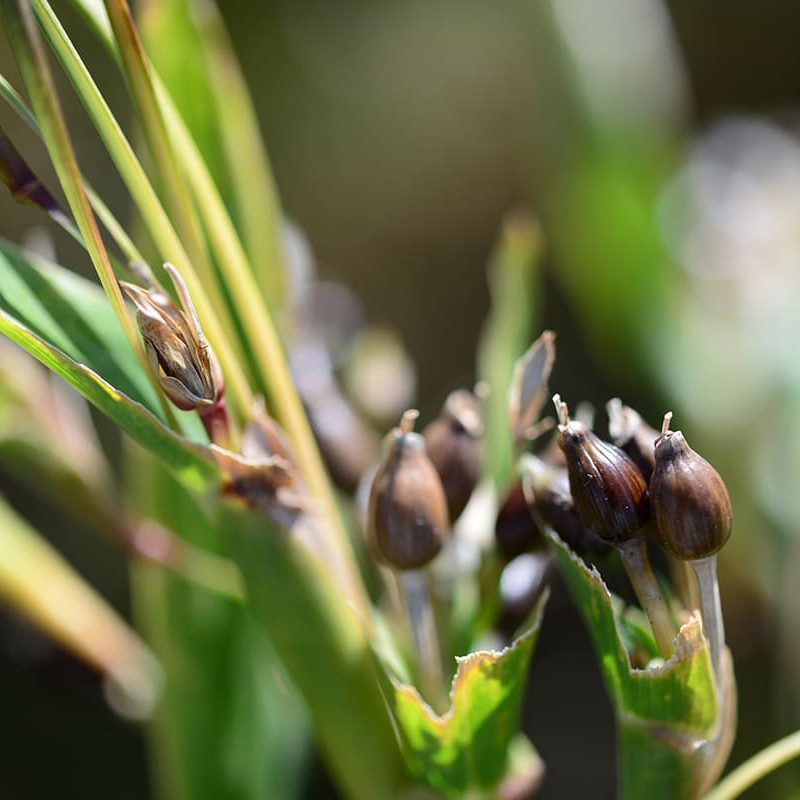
(390, 593, 547, 797)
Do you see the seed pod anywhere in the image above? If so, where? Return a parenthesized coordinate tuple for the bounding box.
(423, 389, 483, 522)
(554, 396, 650, 544)
(498, 551, 551, 636)
(367, 410, 449, 570)
(122, 264, 222, 411)
(650, 422, 732, 560)
(495, 481, 544, 560)
(607, 398, 659, 481)
(522, 456, 609, 557)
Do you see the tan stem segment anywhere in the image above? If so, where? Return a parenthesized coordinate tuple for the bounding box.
(691, 555, 724, 677)
(617, 537, 677, 659)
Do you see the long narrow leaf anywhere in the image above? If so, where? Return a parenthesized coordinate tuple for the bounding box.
(0, 0, 145, 382)
(29, 0, 254, 417)
(0, 239, 218, 490)
(0, 492, 162, 717)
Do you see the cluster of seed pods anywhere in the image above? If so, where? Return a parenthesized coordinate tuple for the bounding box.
(365, 383, 732, 698)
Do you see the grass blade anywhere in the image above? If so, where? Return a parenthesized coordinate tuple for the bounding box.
(0, 491, 162, 717)
(0, 0, 145, 385)
(29, 0, 254, 418)
(102, 0, 213, 284)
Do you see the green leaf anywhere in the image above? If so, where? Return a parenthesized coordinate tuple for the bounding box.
(129, 449, 308, 800)
(545, 531, 724, 799)
(0, 490, 161, 716)
(140, 0, 286, 309)
(223, 503, 405, 800)
(0, 240, 218, 490)
(477, 213, 543, 491)
(388, 593, 547, 798)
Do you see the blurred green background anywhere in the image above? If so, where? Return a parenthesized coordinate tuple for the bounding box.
(2, 0, 800, 797)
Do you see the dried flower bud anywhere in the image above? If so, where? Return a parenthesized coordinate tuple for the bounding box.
(607, 398, 659, 481)
(522, 456, 609, 557)
(650, 416, 732, 560)
(554, 395, 649, 544)
(367, 410, 449, 570)
(423, 389, 483, 522)
(495, 481, 544, 560)
(122, 264, 222, 411)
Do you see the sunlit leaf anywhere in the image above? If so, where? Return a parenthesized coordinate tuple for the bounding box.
(542, 528, 732, 799)
(0, 240, 218, 490)
(388, 593, 547, 798)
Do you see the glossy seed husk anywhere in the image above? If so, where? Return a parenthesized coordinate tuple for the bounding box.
(367, 426, 449, 570)
(525, 458, 610, 557)
(650, 430, 732, 560)
(423, 389, 483, 523)
(558, 420, 650, 544)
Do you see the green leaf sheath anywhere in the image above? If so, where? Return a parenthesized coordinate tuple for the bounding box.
(389, 593, 548, 798)
(549, 534, 719, 800)
(0, 241, 216, 490)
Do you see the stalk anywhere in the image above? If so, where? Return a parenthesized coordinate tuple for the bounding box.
(399, 569, 447, 713)
(691, 555, 724, 676)
(616, 537, 676, 659)
(703, 728, 800, 800)
(30, 0, 253, 418)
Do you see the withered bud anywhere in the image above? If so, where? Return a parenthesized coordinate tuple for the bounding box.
(367, 410, 449, 570)
(122, 264, 223, 411)
(522, 455, 609, 557)
(554, 395, 649, 544)
(607, 398, 659, 481)
(423, 389, 483, 522)
(649, 414, 732, 560)
(495, 481, 544, 560)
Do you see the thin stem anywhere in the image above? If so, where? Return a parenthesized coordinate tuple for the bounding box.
(399, 569, 447, 713)
(703, 729, 800, 800)
(616, 537, 677, 659)
(691, 555, 724, 677)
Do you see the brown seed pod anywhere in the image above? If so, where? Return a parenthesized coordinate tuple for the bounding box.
(367, 410, 449, 570)
(494, 481, 544, 560)
(650, 416, 732, 560)
(423, 389, 483, 522)
(523, 456, 610, 557)
(554, 396, 650, 544)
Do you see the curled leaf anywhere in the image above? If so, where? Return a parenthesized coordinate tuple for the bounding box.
(386, 592, 548, 798)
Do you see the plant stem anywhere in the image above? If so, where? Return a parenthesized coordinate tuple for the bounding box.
(691, 555, 724, 677)
(703, 729, 800, 800)
(616, 537, 676, 659)
(399, 569, 447, 712)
